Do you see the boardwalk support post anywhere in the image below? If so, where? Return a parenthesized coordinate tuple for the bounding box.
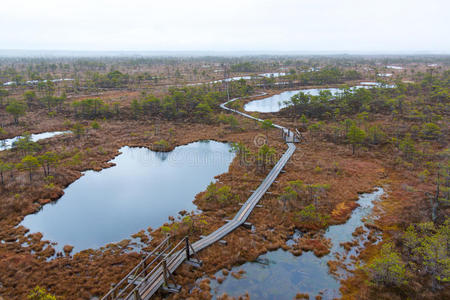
(242, 222, 253, 229)
(142, 259, 147, 276)
(161, 259, 181, 293)
(185, 237, 202, 268)
(110, 283, 116, 299)
(133, 289, 142, 300)
(185, 238, 190, 260)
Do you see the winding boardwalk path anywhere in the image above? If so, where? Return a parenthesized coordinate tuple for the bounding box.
(108, 94, 297, 300)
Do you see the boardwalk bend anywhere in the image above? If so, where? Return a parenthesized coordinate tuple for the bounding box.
(103, 94, 298, 300)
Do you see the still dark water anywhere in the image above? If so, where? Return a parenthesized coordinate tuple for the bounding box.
(20, 140, 234, 252)
(207, 188, 384, 299)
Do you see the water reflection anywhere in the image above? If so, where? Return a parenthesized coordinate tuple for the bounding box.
(244, 88, 344, 113)
(207, 188, 384, 299)
(243, 84, 391, 113)
(20, 140, 234, 252)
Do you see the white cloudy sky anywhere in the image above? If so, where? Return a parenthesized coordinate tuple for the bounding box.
(1, 0, 449, 53)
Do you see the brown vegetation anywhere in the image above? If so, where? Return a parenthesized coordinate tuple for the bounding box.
(0, 58, 447, 299)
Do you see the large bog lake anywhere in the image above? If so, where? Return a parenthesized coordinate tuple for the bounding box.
(20, 140, 234, 252)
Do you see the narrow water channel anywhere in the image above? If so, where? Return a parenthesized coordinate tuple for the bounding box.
(20, 140, 235, 252)
(206, 188, 384, 299)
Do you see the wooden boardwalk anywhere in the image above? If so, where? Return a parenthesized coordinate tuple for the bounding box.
(103, 95, 297, 300)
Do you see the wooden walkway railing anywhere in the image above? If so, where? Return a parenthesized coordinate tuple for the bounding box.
(102, 94, 297, 300)
(102, 237, 170, 299)
(103, 236, 201, 300)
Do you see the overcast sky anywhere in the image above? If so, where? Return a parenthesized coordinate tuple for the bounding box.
(1, 0, 449, 53)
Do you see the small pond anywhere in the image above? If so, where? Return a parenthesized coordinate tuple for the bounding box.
(243, 82, 394, 113)
(206, 188, 384, 299)
(386, 65, 403, 70)
(188, 73, 286, 86)
(360, 81, 380, 86)
(3, 78, 74, 86)
(209, 76, 252, 84)
(0, 131, 69, 151)
(259, 72, 286, 78)
(20, 140, 235, 252)
(244, 87, 348, 113)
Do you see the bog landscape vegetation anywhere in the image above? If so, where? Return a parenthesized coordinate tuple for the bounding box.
(0, 1, 449, 299)
(0, 55, 448, 299)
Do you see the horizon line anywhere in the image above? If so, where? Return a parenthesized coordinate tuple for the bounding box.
(0, 49, 449, 57)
